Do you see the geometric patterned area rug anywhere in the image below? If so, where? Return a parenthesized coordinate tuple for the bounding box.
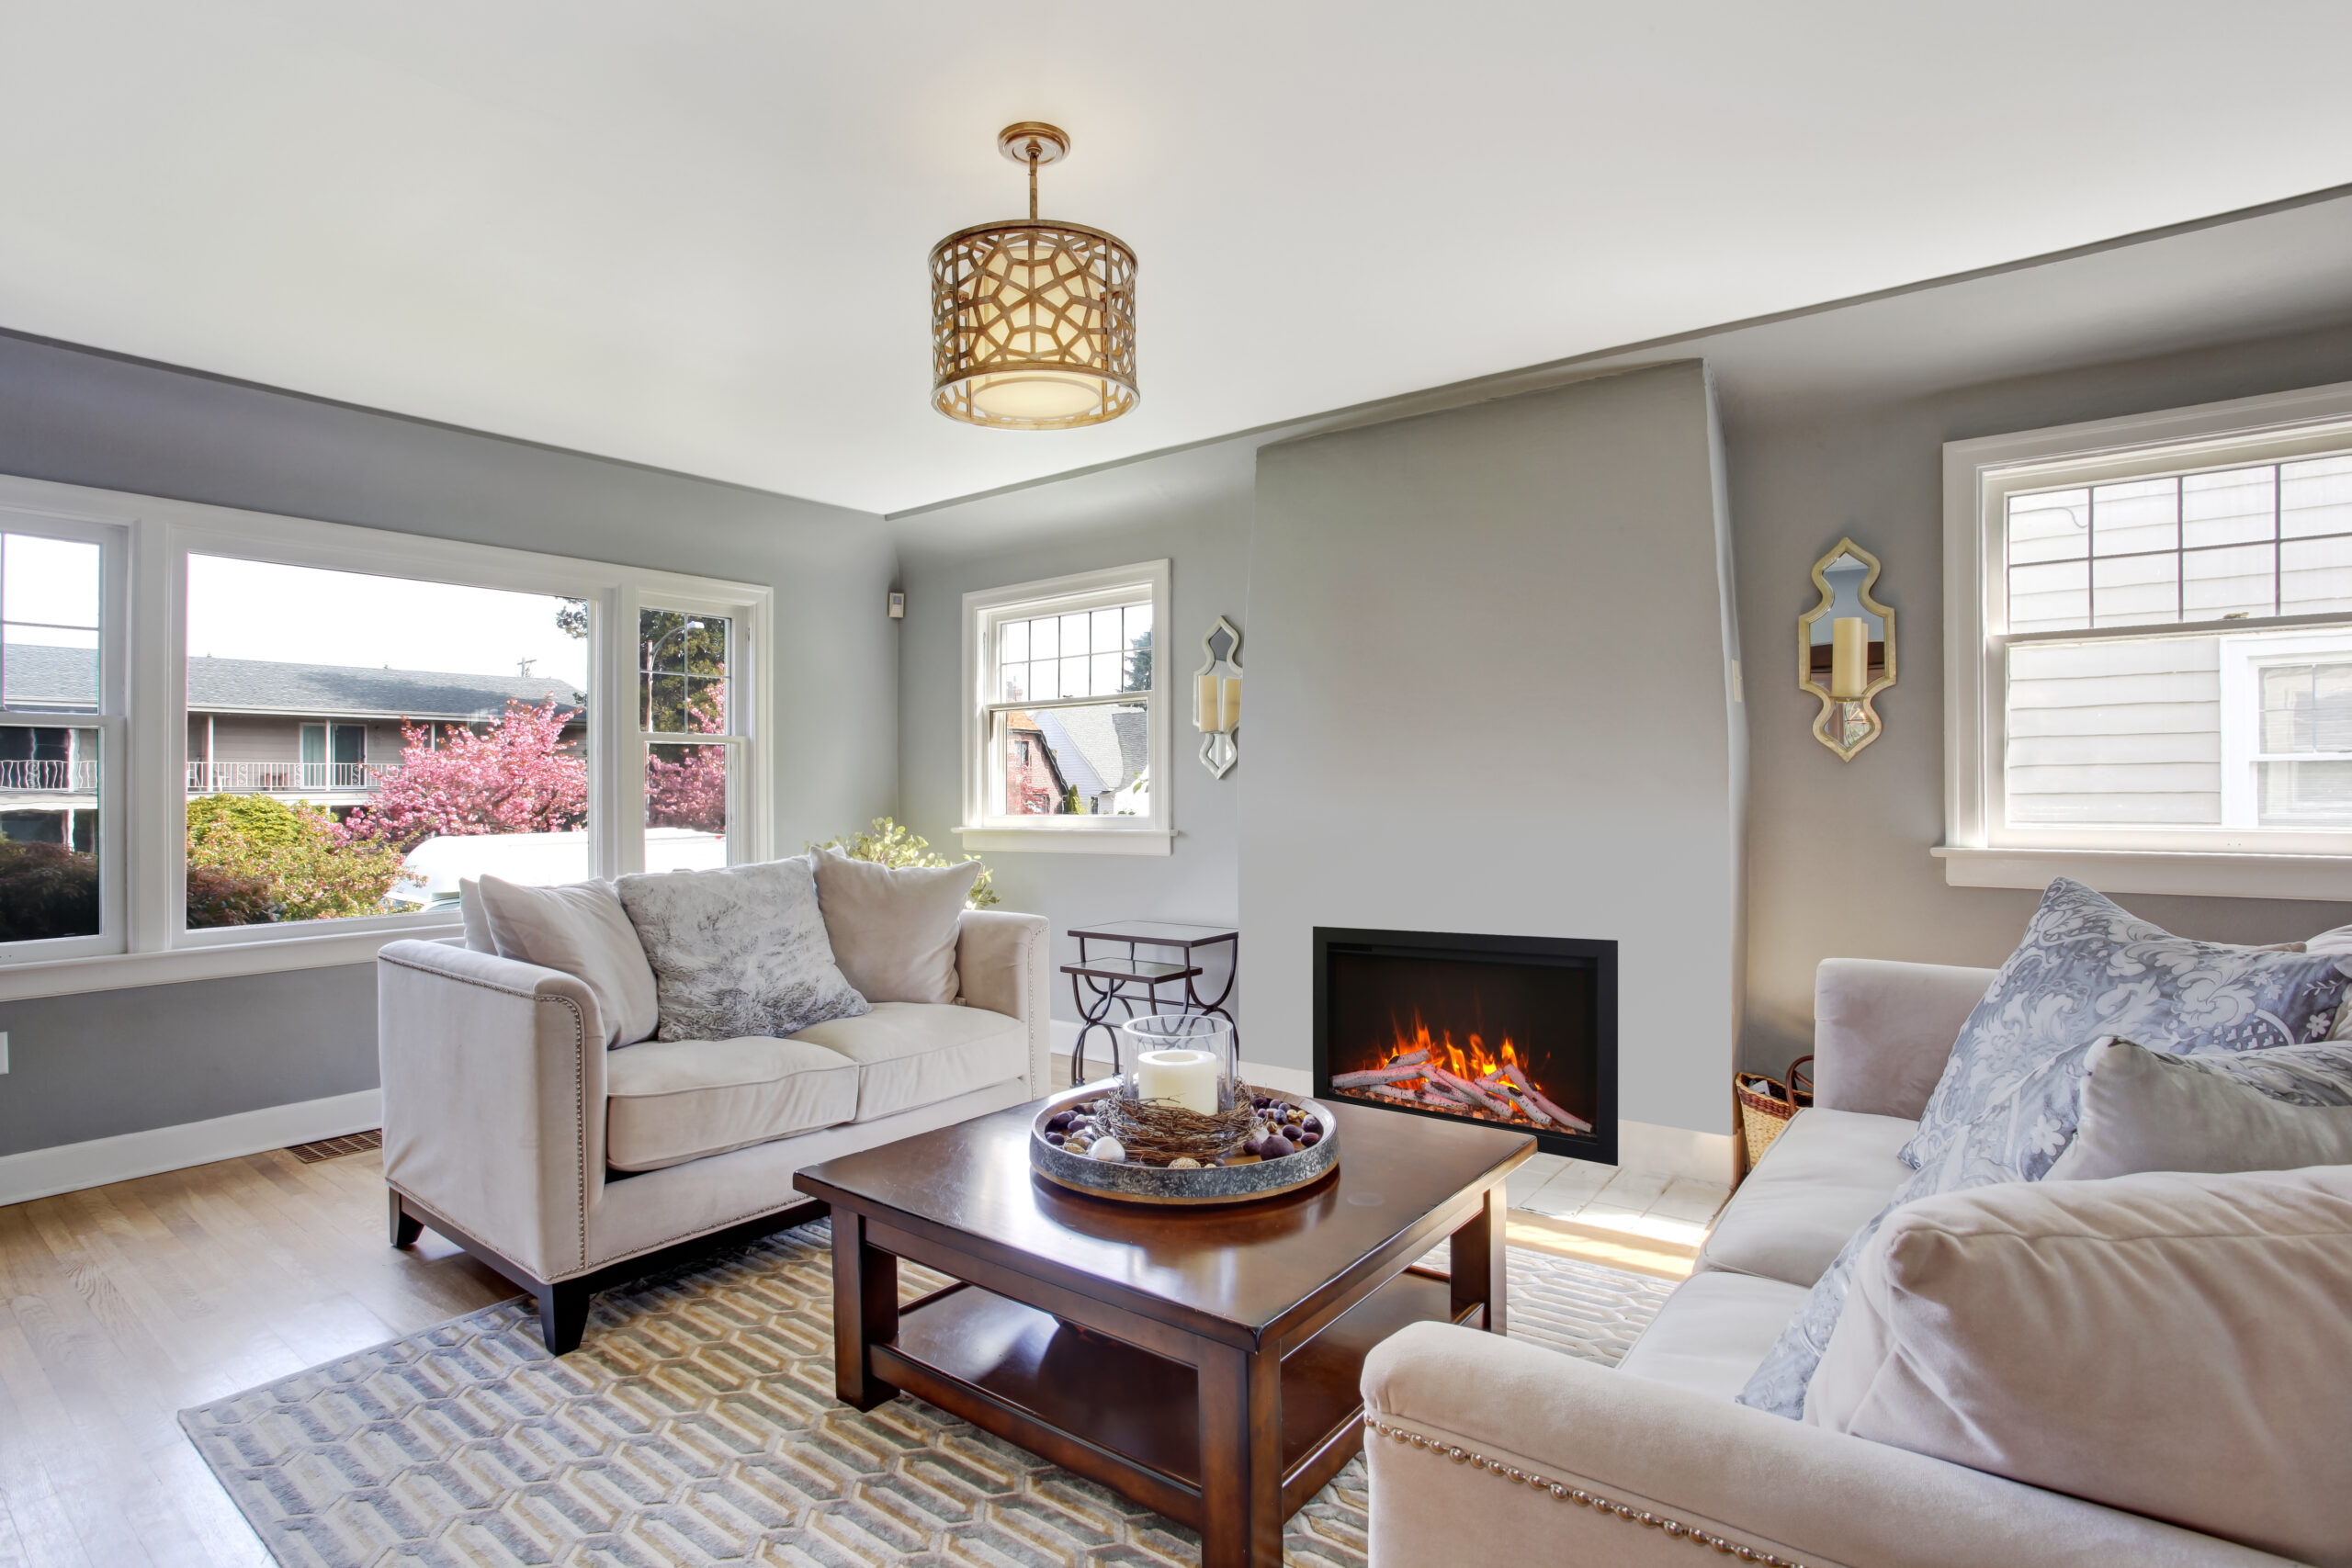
(182, 1220, 1671, 1567)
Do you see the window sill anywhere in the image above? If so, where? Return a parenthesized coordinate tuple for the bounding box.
(1933, 845, 2352, 903)
(955, 826, 1173, 857)
(0, 920, 464, 1002)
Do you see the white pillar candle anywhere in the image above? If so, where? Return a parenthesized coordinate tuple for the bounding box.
(1136, 1047, 1221, 1113)
(1220, 676, 1241, 732)
(1829, 616, 1870, 699)
(1196, 674, 1221, 733)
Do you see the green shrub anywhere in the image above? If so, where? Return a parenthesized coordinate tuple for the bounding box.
(0, 839, 100, 942)
(187, 794, 407, 924)
(807, 817, 999, 909)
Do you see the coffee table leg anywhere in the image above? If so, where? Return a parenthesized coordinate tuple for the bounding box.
(1196, 1338, 1283, 1567)
(831, 1209, 899, 1410)
(1450, 1183, 1508, 1335)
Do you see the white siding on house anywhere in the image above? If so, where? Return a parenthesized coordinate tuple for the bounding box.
(2007, 636, 2222, 824)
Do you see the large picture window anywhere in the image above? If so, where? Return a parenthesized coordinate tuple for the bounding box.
(961, 560, 1170, 854)
(1943, 380, 2352, 898)
(0, 472, 770, 998)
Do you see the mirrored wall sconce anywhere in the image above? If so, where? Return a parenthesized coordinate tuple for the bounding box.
(1799, 537, 1896, 761)
(1194, 615, 1242, 777)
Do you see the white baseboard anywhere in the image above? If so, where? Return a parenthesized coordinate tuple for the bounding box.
(0, 1088, 384, 1208)
(1047, 1021, 1724, 1177)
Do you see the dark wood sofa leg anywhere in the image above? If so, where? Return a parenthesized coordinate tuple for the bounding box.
(538, 1280, 592, 1355)
(390, 1189, 424, 1248)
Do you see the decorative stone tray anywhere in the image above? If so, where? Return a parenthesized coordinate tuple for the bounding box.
(1027, 1079, 1341, 1206)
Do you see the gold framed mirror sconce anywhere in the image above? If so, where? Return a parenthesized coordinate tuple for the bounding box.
(1798, 537, 1896, 761)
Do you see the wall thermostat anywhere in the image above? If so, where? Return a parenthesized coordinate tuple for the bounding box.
(888, 592, 906, 620)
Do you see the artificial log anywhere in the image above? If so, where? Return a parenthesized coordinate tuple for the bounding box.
(1332, 1065, 1434, 1089)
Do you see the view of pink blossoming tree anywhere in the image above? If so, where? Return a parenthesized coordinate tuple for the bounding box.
(337, 700, 588, 853)
(645, 687, 727, 833)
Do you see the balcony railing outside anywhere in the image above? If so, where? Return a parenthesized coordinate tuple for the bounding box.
(0, 759, 97, 792)
(186, 761, 390, 794)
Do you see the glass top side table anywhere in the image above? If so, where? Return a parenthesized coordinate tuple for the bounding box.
(1060, 919, 1239, 1085)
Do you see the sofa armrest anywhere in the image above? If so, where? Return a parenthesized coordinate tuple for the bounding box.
(1811, 958, 1996, 1120)
(376, 939, 609, 1281)
(1362, 1322, 2291, 1568)
(956, 908, 1051, 1097)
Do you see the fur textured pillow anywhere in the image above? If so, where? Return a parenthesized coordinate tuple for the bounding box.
(616, 855, 869, 1043)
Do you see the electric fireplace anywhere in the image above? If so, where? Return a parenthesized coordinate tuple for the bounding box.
(1313, 927, 1617, 1164)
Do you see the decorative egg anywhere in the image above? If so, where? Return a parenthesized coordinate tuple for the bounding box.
(1299, 1132, 1321, 1147)
(1046, 1111, 1076, 1133)
(1242, 1136, 1267, 1158)
(1260, 1135, 1295, 1160)
(1046, 1131, 1066, 1145)
(1091, 1137, 1126, 1162)
(1066, 1138, 1091, 1155)
(1169, 1156, 1202, 1168)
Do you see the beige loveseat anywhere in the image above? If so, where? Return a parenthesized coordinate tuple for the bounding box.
(378, 907, 1049, 1352)
(1360, 957, 2308, 1567)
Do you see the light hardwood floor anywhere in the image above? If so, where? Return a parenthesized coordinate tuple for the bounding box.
(0, 1146, 510, 1568)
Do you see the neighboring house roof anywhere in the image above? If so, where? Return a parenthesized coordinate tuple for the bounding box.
(1036, 705, 1148, 797)
(4, 643, 585, 721)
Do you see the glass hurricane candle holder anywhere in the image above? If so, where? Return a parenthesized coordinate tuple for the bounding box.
(1117, 1014, 1239, 1113)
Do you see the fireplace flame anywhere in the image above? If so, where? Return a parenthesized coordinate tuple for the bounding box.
(1325, 1010, 1592, 1135)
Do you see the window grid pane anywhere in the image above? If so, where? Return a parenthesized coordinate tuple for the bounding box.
(995, 597, 1151, 704)
(2007, 454, 2352, 632)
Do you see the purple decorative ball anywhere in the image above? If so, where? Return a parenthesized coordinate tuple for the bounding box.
(1046, 1111, 1076, 1133)
(1046, 1131, 1066, 1145)
(1260, 1135, 1295, 1160)
(1242, 1136, 1267, 1158)
(1299, 1131, 1320, 1147)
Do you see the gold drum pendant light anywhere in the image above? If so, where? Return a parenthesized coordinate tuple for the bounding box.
(931, 123, 1136, 429)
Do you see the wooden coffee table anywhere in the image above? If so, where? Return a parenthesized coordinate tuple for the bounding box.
(794, 1095, 1533, 1568)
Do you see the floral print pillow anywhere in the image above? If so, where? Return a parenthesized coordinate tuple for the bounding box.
(1899, 878, 2351, 1179)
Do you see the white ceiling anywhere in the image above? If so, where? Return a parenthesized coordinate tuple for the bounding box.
(3, 3, 2349, 517)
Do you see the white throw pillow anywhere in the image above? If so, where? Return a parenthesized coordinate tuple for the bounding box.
(475, 875, 660, 1047)
(811, 847, 975, 1005)
(2046, 1037, 2352, 1180)
(458, 878, 493, 953)
(1805, 1167, 2352, 1568)
(616, 854, 869, 1043)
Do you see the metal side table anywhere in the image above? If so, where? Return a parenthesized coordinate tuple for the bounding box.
(1061, 919, 1239, 1085)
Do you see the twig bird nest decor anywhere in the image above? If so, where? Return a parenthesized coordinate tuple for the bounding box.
(1029, 1083, 1341, 1205)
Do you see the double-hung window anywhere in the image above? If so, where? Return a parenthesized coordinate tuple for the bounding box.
(960, 560, 1170, 854)
(1943, 380, 2352, 897)
(0, 471, 770, 998)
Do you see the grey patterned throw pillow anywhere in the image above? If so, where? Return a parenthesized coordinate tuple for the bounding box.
(616, 855, 870, 1043)
(1899, 878, 2352, 1179)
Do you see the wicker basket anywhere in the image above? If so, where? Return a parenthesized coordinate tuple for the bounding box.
(1736, 1054, 1815, 1168)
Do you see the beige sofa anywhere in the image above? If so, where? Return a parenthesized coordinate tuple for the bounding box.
(378, 907, 1050, 1353)
(1360, 957, 2304, 1567)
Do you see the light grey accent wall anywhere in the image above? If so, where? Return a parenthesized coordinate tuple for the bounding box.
(894, 442, 1255, 1042)
(0, 332, 895, 1158)
(1727, 320, 2352, 1075)
(1245, 363, 1747, 1135)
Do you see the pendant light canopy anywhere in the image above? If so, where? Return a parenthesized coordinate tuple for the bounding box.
(930, 123, 1137, 430)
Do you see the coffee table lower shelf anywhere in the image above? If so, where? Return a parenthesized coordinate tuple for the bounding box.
(871, 1266, 1474, 1528)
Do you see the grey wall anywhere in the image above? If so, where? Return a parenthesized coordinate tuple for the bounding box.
(1246, 365, 1745, 1134)
(893, 441, 1257, 1035)
(1726, 320, 2352, 1074)
(0, 332, 895, 1157)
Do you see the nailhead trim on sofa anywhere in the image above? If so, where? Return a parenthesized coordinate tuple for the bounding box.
(1365, 1416, 1810, 1566)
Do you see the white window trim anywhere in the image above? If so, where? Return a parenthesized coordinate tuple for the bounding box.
(0, 471, 773, 1001)
(956, 559, 1171, 856)
(1940, 378, 2352, 900)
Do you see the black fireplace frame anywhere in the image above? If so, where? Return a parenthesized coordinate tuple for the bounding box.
(1312, 926, 1618, 1166)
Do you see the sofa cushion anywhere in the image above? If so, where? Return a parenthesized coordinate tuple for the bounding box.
(2045, 1036, 2352, 1180)
(604, 1035, 860, 1172)
(1698, 1108, 1916, 1288)
(616, 854, 869, 1043)
(476, 874, 660, 1047)
(788, 1001, 1027, 1122)
(1614, 1270, 1811, 1403)
(812, 847, 977, 1005)
(1805, 1167, 2352, 1568)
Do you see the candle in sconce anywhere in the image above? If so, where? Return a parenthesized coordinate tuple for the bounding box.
(1219, 676, 1240, 731)
(1829, 616, 1870, 699)
(1136, 1047, 1221, 1113)
(1196, 674, 1241, 733)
